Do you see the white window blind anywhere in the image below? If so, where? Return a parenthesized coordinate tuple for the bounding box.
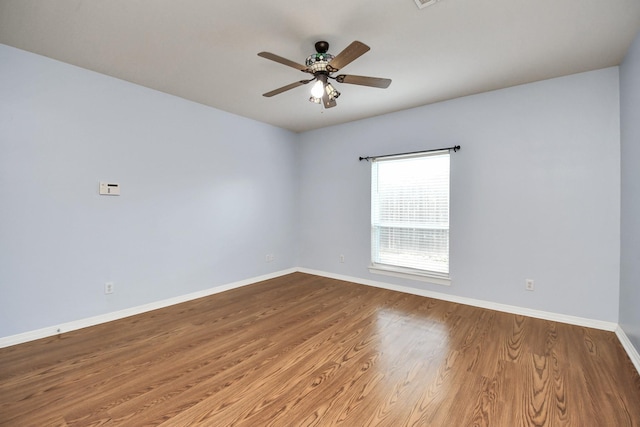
(371, 151, 450, 277)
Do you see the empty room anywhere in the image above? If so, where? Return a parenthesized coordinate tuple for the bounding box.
(1, 1, 640, 425)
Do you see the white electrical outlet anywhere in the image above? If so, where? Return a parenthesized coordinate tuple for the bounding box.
(340, 254, 345, 263)
(525, 279, 534, 291)
(105, 282, 114, 294)
(265, 254, 275, 263)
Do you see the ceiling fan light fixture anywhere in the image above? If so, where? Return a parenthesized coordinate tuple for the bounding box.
(310, 80, 325, 98)
(325, 83, 340, 100)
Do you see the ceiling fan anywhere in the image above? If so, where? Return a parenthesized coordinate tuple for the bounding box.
(258, 41, 392, 109)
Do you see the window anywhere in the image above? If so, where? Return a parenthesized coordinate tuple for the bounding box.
(370, 151, 450, 284)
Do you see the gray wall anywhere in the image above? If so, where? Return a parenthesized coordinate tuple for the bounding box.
(0, 45, 298, 337)
(620, 30, 640, 352)
(0, 42, 628, 340)
(297, 68, 621, 322)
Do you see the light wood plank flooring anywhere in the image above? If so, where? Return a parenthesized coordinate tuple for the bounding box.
(1, 273, 639, 426)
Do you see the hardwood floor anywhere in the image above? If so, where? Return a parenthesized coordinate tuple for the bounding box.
(1, 273, 639, 426)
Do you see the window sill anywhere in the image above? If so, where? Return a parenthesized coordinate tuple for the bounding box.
(369, 264, 451, 286)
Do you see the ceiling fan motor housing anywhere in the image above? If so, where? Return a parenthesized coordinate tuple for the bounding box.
(306, 56, 333, 73)
(306, 41, 334, 73)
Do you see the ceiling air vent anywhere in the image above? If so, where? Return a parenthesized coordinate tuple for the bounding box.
(414, 0, 441, 8)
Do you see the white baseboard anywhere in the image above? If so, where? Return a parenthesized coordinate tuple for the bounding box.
(615, 326, 640, 375)
(297, 268, 619, 332)
(0, 268, 297, 349)
(299, 268, 640, 375)
(4, 267, 638, 377)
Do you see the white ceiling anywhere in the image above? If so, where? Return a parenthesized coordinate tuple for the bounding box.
(1, 0, 639, 133)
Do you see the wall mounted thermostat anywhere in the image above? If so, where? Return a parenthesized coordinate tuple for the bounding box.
(99, 182, 120, 196)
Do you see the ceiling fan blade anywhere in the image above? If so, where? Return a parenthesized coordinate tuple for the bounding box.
(325, 100, 337, 108)
(258, 52, 309, 72)
(326, 41, 370, 72)
(335, 74, 392, 89)
(262, 79, 313, 97)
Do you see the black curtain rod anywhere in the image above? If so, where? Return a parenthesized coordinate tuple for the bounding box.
(359, 145, 461, 162)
